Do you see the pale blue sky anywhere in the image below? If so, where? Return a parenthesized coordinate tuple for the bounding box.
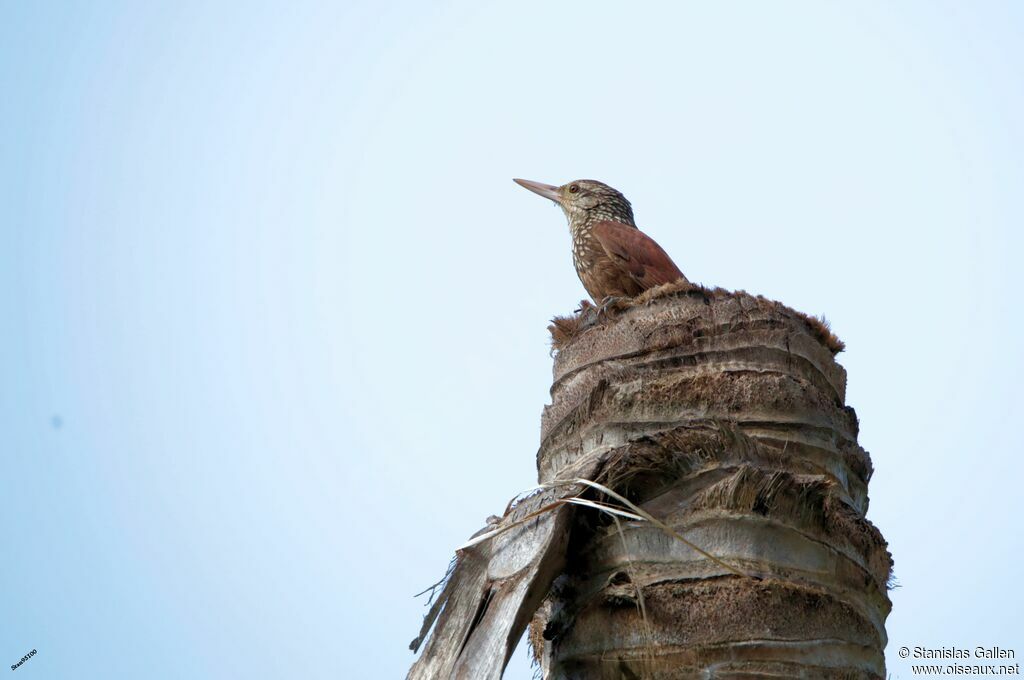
(2, 2, 1022, 678)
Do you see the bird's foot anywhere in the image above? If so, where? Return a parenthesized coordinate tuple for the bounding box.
(575, 300, 600, 329)
(596, 296, 626, 317)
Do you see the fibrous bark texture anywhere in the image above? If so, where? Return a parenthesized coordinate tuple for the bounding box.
(407, 284, 891, 680)
(532, 285, 891, 679)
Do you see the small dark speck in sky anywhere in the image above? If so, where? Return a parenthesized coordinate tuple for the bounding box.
(51, 415, 63, 430)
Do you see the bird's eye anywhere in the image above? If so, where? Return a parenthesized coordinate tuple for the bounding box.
(569, 185, 579, 193)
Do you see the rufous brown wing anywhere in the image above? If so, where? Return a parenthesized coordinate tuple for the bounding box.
(591, 220, 688, 291)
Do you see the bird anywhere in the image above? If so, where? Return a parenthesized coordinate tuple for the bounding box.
(513, 178, 688, 304)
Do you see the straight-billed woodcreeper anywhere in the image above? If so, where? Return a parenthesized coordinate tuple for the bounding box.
(514, 178, 688, 303)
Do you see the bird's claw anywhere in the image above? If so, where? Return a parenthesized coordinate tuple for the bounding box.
(596, 296, 625, 317)
(574, 300, 600, 329)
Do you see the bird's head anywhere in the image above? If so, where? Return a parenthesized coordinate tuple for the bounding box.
(514, 178, 635, 228)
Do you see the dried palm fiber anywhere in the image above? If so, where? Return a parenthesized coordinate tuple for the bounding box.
(409, 284, 891, 680)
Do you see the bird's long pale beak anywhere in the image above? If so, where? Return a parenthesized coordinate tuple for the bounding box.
(513, 178, 562, 205)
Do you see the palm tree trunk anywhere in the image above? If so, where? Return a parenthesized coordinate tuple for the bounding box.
(531, 287, 892, 679)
